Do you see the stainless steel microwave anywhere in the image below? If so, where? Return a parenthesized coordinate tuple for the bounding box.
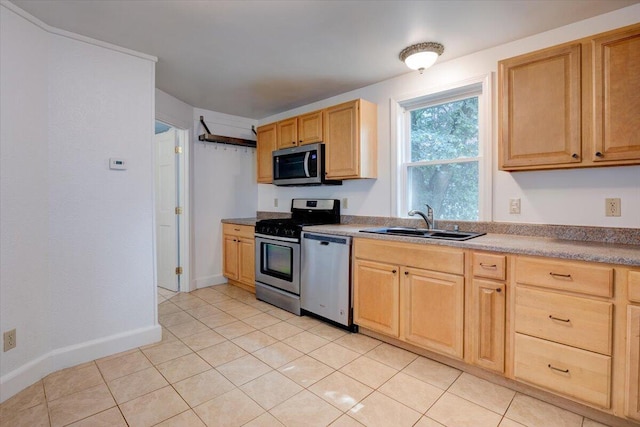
(272, 143, 341, 186)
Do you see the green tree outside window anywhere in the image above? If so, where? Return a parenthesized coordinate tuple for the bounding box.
(407, 97, 479, 221)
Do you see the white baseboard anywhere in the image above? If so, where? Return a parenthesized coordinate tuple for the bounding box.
(195, 274, 226, 289)
(0, 324, 161, 404)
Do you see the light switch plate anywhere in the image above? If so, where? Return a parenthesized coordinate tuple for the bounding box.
(509, 198, 521, 214)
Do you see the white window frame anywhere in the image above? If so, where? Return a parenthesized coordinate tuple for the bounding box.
(390, 74, 492, 221)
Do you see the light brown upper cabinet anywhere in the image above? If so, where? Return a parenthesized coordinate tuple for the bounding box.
(592, 26, 640, 163)
(256, 123, 277, 183)
(276, 110, 324, 150)
(276, 117, 298, 150)
(324, 99, 378, 180)
(256, 99, 378, 183)
(298, 110, 323, 145)
(499, 23, 640, 171)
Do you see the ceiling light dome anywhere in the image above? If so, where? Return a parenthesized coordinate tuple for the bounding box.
(399, 42, 445, 73)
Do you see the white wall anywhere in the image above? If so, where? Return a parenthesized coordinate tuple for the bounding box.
(258, 4, 640, 228)
(0, 3, 159, 402)
(0, 2, 51, 401)
(192, 109, 258, 288)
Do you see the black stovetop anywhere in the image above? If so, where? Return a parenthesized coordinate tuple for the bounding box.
(255, 199, 340, 240)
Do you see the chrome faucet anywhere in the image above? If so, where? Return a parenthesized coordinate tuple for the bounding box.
(408, 204, 434, 229)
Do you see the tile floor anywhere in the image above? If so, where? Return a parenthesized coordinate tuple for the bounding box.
(0, 284, 612, 427)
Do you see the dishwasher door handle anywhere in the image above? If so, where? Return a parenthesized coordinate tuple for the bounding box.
(320, 241, 330, 246)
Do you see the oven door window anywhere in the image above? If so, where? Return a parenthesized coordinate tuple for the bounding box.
(262, 242, 293, 282)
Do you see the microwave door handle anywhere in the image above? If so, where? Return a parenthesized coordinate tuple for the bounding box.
(303, 151, 311, 177)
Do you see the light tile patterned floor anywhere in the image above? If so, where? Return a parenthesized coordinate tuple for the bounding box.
(0, 284, 612, 427)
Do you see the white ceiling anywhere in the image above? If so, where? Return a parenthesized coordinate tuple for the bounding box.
(11, 0, 639, 119)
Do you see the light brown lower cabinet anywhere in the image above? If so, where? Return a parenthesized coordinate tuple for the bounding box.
(401, 267, 464, 359)
(353, 259, 400, 337)
(222, 223, 255, 293)
(626, 305, 640, 421)
(353, 238, 465, 359)
(514, 333, 612, 408)
(469, 278, 506, 373)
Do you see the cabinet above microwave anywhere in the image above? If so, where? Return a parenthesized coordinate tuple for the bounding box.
(256, 99, 378, 184)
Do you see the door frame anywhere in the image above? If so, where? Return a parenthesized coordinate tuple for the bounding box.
(154, 119, 191, 293)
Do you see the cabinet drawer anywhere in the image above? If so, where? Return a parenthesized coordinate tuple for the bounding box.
(515, 257, 613, 297)
(472, 253, 506, 280)
(515, 287, 612, 355)
(629, 270, 640, 303)
(514, 334, 611, 408)
(354, 238, 464, 275)
(223, 223, 255, 239)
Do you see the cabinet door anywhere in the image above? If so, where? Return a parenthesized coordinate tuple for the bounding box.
(499, 43, 582, 169)
(277, 117, 298, 149)
(627, 305, 640, 421)
(592, 26, 640, 162)
(470, 279, 506, 373)
(256, 123, 276, 183)
(238, 238, 255, 289)
(298, 110, 323, 145)
(325, 100, 360, 179)
(353, 259, 400, 337)
(223, 235, 239, 281)
(401, 267, 464, 358)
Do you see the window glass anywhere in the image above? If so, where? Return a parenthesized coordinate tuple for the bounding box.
(400, 81, 487, 222)
(410, 97, 479, 162)
(407, 162, 479, 221)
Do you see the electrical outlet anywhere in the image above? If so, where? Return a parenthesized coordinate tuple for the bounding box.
(3, 329, 16, 352)
(342, 198, 348, 209)
(605, 198, 621, 217)
(273, 198, 278, 208)
(509, 198, 521, 214)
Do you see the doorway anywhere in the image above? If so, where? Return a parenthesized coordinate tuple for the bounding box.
(154, 121, 189, 292)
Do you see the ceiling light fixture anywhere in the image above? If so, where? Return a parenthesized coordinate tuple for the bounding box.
(399, 42, 445, 73)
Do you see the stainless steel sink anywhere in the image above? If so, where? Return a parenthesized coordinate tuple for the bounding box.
(359, 227, 485, 241)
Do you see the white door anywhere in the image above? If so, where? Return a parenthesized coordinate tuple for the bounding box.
(155, 128, 179, 291)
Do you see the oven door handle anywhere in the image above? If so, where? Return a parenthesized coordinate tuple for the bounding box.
(255, 233, 300, 243)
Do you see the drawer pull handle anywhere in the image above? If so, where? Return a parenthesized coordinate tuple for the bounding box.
(549, 272, 572, 279)
(548, 364, 570, 374)
(480, 263, 497, 269)
(549, 315, 570, 323)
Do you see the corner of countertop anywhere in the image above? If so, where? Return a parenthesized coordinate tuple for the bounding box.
(221, 217, 257, 226)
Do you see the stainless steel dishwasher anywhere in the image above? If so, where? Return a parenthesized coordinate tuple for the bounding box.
(301, 232, 353, 329)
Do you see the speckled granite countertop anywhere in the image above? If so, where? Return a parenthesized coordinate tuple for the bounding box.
(221, 218, 257, 226)
(301, 224, 640, 267)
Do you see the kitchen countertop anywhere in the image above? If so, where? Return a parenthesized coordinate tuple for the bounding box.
(302, 224, 640, 267)
(221, 218, 257, 226)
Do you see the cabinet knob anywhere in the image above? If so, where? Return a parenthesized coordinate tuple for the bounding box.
(404, 271, 409, 275)
(392, 270, 397, 274)
(595, 151, 604, 158)
(496, 288, 502, 293)
(571, 153, 579, 159)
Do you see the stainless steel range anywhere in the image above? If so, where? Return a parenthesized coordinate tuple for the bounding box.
(254, 199, 340, 315)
